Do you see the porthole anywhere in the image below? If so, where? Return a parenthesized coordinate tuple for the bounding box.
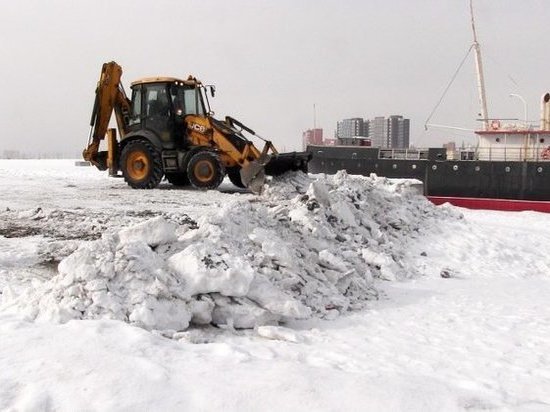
(505, 166, 511, 173)
(538, 167, 543, 173)
(475, 166, 481, 172)
(392, 164, 397, 169)
(453, 165, 459, 171)
(432, 165, 437, 170)
(351, 153, 357, 159)
(412, 164, 417, 169)
(496, 137, 501, 143)
(540, 138, 545, 144)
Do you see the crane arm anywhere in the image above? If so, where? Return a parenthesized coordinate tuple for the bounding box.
(83, 61, 130, 168)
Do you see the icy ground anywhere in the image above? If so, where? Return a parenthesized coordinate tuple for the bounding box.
(1, 159, 550, 411)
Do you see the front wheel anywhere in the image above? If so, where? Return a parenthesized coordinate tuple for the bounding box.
(227, 167, 246, 188)
(187, 151, 225, 190)
(120, 139, 163, 189)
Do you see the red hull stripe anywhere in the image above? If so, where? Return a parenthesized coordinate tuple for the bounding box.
(427, 196, 550, 213)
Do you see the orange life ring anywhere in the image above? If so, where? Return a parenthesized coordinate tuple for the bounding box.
(541, 146, 550, 160)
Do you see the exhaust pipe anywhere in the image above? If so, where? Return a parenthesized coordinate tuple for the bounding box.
(541, 93, 550, 131)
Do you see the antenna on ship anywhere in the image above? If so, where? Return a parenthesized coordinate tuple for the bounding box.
(313, 103, 317, 130)
(424, 0, 490, 134)
(470, 0, 489, 131)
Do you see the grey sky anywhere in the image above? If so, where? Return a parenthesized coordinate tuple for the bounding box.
(1, 0, 549, 155)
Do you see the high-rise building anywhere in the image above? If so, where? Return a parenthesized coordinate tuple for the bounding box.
(387, 115, 410, 149)
(336, 118, 367, 140)
(369, 116, 387, 148)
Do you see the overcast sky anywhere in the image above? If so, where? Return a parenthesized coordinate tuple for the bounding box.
(1, 0, 549, 155)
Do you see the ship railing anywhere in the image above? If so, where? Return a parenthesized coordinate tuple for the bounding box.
(378, 149, 428, 160)
(470, 147, 550, 162)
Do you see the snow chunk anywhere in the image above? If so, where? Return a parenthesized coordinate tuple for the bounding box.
(211, 295, 280, 329)
(247, 275, 311, 319)
(257, 325, 304, 343)
(118, 216, 177, 247)
(129, 297, 191, 331)
(168, 244, 255, 297)
(361, 248, 400, 281)
(306, 180, 331, 206)
(330, 200, 357, 227)
(319, 250, 349, 273)
(58, 235, 116, 281)
(248, 228, 295, 268)
(189, 296, 215, 325)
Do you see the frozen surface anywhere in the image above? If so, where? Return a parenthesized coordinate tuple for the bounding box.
(1, 159, 550, 411)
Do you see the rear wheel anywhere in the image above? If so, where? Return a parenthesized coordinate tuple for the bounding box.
(187, 151, 225, 190)
(120, 139, 163, 189)
(227, 167, 246, 188)
(165, 172, 190, 187)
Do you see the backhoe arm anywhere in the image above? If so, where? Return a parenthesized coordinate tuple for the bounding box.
(83, 61, 130, 169)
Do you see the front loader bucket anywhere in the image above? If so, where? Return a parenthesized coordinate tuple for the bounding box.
(240, 151, 312, 193)
(240, 153, 271, 193)
(264, 151, 312, 176)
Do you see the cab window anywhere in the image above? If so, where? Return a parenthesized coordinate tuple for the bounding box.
(129, 86, 141, 125)
(172, 86, 205, 116)
(145, 84, 170, 117)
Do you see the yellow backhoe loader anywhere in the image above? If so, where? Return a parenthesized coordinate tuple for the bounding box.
(83, 61, 310, 192)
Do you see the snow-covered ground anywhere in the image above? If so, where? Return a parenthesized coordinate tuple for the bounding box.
(1, 159, 550, 411)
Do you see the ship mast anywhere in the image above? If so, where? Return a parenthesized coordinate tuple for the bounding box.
(470, 0, 489, 131)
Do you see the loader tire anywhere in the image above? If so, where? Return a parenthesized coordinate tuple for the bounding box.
(187, 151, 225, 190)
(120, 139, 163, 189)
(165, 172, 190, 187)
(227, 167, 246, 188)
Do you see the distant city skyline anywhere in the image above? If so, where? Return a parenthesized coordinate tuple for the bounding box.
(331, 115, 410, 149)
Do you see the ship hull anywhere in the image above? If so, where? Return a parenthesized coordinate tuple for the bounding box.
(427, 196, 550, 213)
(308, 145, 550, 211)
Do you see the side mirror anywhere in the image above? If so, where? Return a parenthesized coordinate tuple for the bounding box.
(210, 85, 216, 97)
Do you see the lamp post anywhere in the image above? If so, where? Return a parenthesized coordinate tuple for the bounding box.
(509, 93, 528, 129)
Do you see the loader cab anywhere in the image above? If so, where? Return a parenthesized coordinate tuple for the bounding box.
(128, 77, 207, 148)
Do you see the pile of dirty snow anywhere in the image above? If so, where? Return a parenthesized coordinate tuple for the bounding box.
(1, 171, 461, 332)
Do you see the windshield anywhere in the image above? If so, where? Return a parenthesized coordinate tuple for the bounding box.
(171, 85, 205, 116)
